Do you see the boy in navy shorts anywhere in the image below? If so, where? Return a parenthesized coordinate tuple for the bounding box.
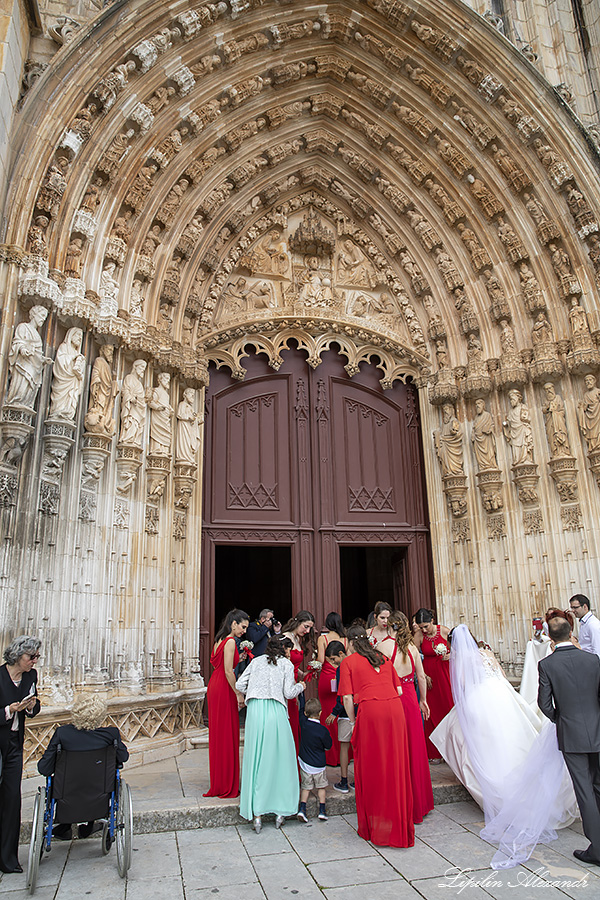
(297, 694, 332, 822)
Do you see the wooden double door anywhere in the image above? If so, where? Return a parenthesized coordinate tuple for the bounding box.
(201, 346, 434, 672)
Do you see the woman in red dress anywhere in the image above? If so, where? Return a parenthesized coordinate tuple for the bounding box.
(203, 608, 249, 798)
(413, 608, 453, 760)
(378, 612, 434, 823)
(339, 625, 414, 849)
(366, 601, 393, 646)
(282, 611, 315, 753)
(317, 612, 347, 766)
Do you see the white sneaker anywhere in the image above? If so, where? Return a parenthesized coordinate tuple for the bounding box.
(297, 809, 308, 823)
(253, 816, 262, 834)
(275, 815, 285, 829)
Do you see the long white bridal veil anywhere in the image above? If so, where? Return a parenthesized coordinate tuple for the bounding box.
(481, 719, 576, 869)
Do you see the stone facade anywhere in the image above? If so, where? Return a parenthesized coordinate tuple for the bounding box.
(2, 0, 600, 759)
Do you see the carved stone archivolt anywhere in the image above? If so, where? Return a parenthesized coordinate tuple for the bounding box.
(5, 0, 600, 729)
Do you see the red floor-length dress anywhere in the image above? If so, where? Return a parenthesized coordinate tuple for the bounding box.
(203, 636, 241, 798)
(288, 647, 304, 753)
(393, 646, 434, 823)
(421, 626, 453, 760)
(339, 653, 414, 848)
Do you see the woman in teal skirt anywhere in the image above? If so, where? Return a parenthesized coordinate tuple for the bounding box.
(236, 637, 305, 832)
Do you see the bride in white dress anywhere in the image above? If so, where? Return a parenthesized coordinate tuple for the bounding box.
(431, 625, 577, 868)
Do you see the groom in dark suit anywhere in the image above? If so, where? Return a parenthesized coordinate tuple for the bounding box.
(538, 616, 600, 865)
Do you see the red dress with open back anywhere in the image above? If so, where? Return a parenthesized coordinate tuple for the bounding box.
(203, 636, 240, 798)
(339, 653, 414, 848)
(421, 625, 453, 760)
(288, 647, 304, 753)
(318, 636, 347, 766)
(392, 644, 434, 823)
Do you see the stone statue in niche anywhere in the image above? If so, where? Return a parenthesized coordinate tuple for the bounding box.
(64, 237, 84, 278)
(4, 305, 50, 408)
(148, 372, 173, 456)
(503, 389, 534, 465)
(435, 339, 450, 370)
(100, 262, 120, 316)
(568, 297, 590, 336)
(84, 344, 117, 436)
(181, 316, 194, 347)
(434, 403, 464, 476)
(156, 304, 173, 334)
(27, 216, 49, 257)
(147, 85, 176, 114)
(176, 388, 201, 465)
(119, 359, 147, 446)
(79, 177, 103, 215)
(490, 145, 531, 192)
(523, 193, 560, 244)
(466, 333, 484, 363)
(499, 319, 517, 355)
(548, 243, 581, 297)
(471, 398, 499, 471)
(496, 218, 528, 262)
(336, 240, 376, 287)
(531, 311, 554, 347)
(248, 281, 276, 309)
(130, 280, 145, 318)
(48, 327, 86, 420)
(406, 209, 441, 250)
(140, 224, 163, 259)
(578, 374, 600, 453)
(457, 224, 492, 271)
(37, 158, 68, 218)
(542, 382, 571, 458)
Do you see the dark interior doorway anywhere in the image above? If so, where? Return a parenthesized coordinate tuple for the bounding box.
(214, 545, 293, 633)
(339, 546, 409, 626)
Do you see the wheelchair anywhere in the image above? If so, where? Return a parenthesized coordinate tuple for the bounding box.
(26, 743, 132, 894)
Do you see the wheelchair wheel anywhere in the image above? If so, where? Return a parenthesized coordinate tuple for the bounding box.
(26, 788, 45, 894)
(115, 781, 132, 877)
(101, 822, 111, 855)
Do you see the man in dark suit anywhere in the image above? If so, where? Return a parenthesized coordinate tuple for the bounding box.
(538, 616, 600, 865)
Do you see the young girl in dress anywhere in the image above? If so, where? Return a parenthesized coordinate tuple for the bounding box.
(203, 608, 249, 798)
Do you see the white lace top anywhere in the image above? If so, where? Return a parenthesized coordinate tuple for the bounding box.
(235, 655, 305, 707)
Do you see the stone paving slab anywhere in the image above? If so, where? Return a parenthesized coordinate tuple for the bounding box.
(2, 797, 594, 900)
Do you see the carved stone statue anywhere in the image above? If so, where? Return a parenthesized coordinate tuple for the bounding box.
(4, 306, 50, 408)
(336, 240, 376, 287)
(434, 403, 464, 476)
(247, 281, 275, 309)
(84, 344, 117, 436)
(499, 319, 516, 354)
(503, 389, 534, 465)
(100, 262, 120, 315)
(48, 327, 86, 420)
(119, 359, 147, 446)
(531, 311, 554, 347)
(252, 230, 290, 276)
(578, 374, 600, 453)
(148, 371, 173, 455)
(130, 280, 145, 318)
(176, 388, 201, 465)
(471, 398, 498, 471)
(568, 297, 589, 335)
(64, 237, 84, 278)
(542, 383, 571, 458)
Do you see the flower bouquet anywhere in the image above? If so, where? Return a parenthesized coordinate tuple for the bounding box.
(240, 639, 254, 662)
(433, 642, 447, 658)
(303, 659, 322, 684)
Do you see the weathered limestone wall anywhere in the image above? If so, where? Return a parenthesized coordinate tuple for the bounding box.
(0, 0, 28, 194)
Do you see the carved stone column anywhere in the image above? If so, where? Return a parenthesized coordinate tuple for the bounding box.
(40, 418, 76, 515)
(115, 443, 143, 493)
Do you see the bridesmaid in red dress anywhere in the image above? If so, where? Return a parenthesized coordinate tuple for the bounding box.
(203, 608, 249, 798)
(282, 611, 315, 753)
(413, 608, 453, 760)
(317, 612, 347, 766)
(339, 625, 414, 848)
(378, 612, 434, 823)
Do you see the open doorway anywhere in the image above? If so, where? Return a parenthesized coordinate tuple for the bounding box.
(214, 545, 293, 633)
(339, 546, 409, 626)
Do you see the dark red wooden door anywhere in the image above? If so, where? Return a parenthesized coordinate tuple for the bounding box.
(201, 346, 434, 672)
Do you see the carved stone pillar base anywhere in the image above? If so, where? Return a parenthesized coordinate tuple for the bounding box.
(18, 257, 63, 308)
(476, 468, 504, 512)
(146, 454, 171, 500)
(116, 443, 143, 493)
(587, 450, 600, 488)
(81, 432, 112, 483)
(428, 372, 458, 405)
(0, 405, 35, 467)
(548, 456, 578, 502)
(463, 371, 492, 399)
(174, 463, 197, 509)
(530, 349, 564, 382)
(511, 462, 539, 504)
(42, 418, 76, 483)
(442, 473, 468, 517)
(496, 358, 527, 390)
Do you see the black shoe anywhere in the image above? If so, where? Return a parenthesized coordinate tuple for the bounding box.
(573, 849, 600, 866)
(0, 864, 24, 874)
(78, 821, 102, 839)
(53, 824, 73, 841)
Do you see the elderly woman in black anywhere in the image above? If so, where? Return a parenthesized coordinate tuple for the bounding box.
(0, 635, 41, 873)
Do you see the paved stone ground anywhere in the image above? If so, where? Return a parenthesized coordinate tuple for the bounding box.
(1, 799, 598, 899)
(3, 749, 597, 899)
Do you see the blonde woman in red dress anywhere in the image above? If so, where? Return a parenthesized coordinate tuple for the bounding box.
(317, 612, 347, 766)
(378, 612, 434, 823)
(412, 607, 453, 760)
(203, 608, 249, 798)
(282, 611, 315, 752)
(339, 625, 414, 848)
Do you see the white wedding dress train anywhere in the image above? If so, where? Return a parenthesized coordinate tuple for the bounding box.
(430, 626, 577, 869)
